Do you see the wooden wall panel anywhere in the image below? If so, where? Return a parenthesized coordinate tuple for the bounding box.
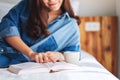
(80, 17, 102, 61)
(101, 17, 112, 73)
(79, 16, 118, 76)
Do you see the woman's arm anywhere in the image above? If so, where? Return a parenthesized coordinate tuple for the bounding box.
(5, 36, 33, 57)
(5, 36, 53, 63)
(0, 1, 33, 56)
(0, 1, 50, 63)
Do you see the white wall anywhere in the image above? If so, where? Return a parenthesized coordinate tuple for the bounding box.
(71, 0, 116, 16)
(116, 0, 120, 78)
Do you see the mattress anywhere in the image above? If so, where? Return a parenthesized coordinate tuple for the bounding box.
(0, 50, 119, 80)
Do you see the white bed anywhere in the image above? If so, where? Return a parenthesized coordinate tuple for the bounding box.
(0, 2, 119, 80)
(0, 50, 119, 80)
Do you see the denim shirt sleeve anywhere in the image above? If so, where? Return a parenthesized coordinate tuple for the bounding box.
(0, 0, 26, 38)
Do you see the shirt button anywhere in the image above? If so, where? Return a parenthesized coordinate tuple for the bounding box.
(1, 49, 4, 52)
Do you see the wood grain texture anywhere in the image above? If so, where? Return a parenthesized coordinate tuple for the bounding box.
(79, 16, 118, 76)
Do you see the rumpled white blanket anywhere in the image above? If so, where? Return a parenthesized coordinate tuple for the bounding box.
(0, 50, 119, 80)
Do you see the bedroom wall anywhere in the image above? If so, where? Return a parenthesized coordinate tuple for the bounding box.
(0, 0, 119, 78)
(71, 0, 116, 16)
(116, 0, 120, 78)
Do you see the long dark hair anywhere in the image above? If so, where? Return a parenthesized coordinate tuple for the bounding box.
(25, 0, 80, 39)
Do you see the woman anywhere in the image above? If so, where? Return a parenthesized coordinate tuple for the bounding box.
(0, 0, 80, 67)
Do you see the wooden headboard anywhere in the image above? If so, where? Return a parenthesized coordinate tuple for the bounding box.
(79, 16, 118, 76)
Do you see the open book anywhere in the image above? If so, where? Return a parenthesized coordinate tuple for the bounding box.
(8, 62, 81, 75)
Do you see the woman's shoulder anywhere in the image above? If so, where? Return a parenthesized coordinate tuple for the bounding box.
(7, 0, 29, 16)
(12, 0, 28, 9)
(64, 12, 77, 22)
(64, 13, 79, 30)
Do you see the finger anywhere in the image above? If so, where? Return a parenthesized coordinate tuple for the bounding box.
(43, 54, 49, 63)
(58, 58, 65, 62)
(45, 51, 56, 62)
(48, 55, 56, 63)
(60, 55, 65, 61)
(35, 55, 39, 63)
(38, 53, 43, 63)
(57, 53, 65, 62)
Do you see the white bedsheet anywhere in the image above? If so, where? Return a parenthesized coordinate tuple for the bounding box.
(0, 50, 119, 80)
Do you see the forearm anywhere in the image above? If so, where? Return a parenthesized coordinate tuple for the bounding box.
(5, 36, 33, 57)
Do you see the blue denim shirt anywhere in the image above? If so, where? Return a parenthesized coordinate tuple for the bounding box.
(0, 0, 80, 54)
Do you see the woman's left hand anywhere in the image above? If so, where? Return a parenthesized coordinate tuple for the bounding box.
(45, 51, 65, 62)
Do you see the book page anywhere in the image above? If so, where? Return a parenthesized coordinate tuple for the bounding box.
(44, 62, 81, 72)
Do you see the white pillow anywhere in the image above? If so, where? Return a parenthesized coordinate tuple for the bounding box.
(0, 2, 14, 21)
